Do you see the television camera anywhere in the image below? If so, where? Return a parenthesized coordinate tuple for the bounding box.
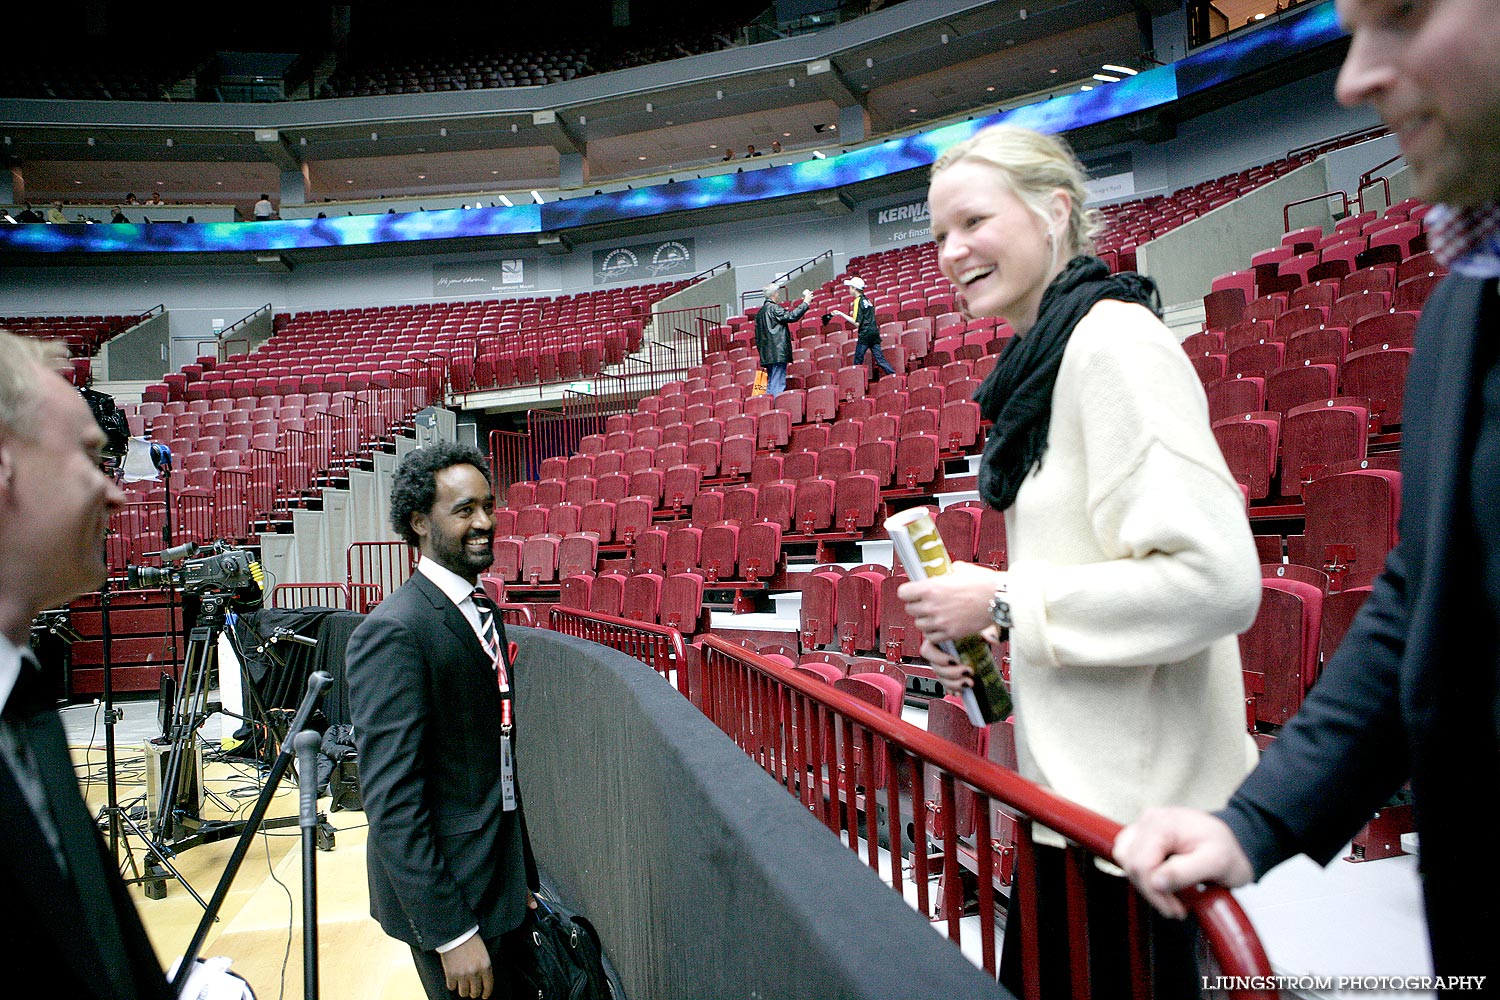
(125, 541, 264, 599)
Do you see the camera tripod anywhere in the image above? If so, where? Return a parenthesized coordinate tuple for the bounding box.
(137, 591, 329, 902)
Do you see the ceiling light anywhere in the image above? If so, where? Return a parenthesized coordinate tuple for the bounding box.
(499, 195, 513, 207)
(709, 144, 718, 149)
(1102, 64, 1138, 76)
(1080, 85, 1093, 91)
(908, 108, 918, 113)
(1093, 73, 1121, 82)
(531, 190, 544, 204)
(74, 179, 83, 185)
(638, 155, 647, 161)
(346, 179, 354, 184)
(782, 132, 791, 137)
(491, 169, 499, 174)
(417, 173, 426, 179)
(1049, 68, 1058, 74)
(216, 181, 222, 185)
(985, 86, 996, 92)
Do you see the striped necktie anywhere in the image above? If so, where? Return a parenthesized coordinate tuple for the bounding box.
(472, 587, 501, 669)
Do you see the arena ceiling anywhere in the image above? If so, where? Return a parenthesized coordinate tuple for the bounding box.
(4, 0, 1153, 203)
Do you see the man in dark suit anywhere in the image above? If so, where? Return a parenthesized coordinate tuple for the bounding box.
(0, 330, 172, 1000)
(1114, 0, 1500, 988)
(346, 442, 535, 1000)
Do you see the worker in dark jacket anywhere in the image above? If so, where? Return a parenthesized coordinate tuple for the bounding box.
(832, 275, 895, 382)
(754, 282, 811, 397)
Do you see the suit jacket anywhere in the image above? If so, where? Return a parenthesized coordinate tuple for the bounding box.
(1223, 274, 1499, 981)
(0, 677, 173, 1000)
(345, 572, 533, 951)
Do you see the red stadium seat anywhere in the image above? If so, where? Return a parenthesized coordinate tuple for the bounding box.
(1341, 344, 1412, 426)
(1241, 566, 1325, 728)
(633, 528, 668, 575)
(660, 573, 707, 633)
(664, 526, 703, 576)
(738, 521, 782, 582)
(800, 565, 844, 649)
(1206, 377, 1266, 423)
(837, 564, 888, 655)
(1212, 412, 1282, 501)
(1280, 398, 1370, 495)
(621, 572, 663, 623)
(1303, 466, 1401, 590)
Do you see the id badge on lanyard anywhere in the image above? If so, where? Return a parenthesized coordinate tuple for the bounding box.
(497, 646, 517, 812)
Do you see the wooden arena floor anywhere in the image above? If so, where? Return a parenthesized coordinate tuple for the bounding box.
(70, 734, 427, 999)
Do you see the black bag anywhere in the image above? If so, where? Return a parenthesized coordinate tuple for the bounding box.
(512, 894, 614, 1000)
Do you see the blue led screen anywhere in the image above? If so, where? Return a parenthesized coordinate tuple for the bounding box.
(1176, 2, 1345, 98)
(0, 203, 542, 254)
(542, 67, 1178, 230)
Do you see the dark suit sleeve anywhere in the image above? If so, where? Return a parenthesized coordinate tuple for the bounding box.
(346, 611, 477, 946)
(1220, 542, 1411, 873)
(1215, 277, 1479, 875)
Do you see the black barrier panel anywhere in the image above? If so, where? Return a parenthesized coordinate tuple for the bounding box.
(510, 626, 1009, 1000)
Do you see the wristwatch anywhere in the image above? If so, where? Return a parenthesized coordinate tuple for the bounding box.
(988, 584, 1013, 630)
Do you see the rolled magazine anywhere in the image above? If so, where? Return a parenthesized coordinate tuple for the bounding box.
(884, 507, 1012, 727)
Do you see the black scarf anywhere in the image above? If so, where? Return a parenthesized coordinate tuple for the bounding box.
(974, 255, 1161, 511)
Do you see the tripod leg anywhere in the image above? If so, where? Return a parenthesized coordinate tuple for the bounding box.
(154, 637, 202, 843)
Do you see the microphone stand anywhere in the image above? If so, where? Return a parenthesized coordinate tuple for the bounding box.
(171, 671, 333, 996)
(152, 446, 181, 677)
(295, 729, 323, 1000)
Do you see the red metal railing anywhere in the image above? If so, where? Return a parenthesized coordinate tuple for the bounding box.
(347, 541, 415, 598)
(450, 303, 722, 402)
(106, 501, 167, 571)
(213, 469, 254, 541)
(695, 636, 1275, 999)
(489, 429, 530, 503)
(494, 602, 537, 628)
(1283, 190, 1348, 232)
(265, 581, 382, 612)
(548, 607, 690, 699)
(175, 488, 217, 546)
(269, 582, 353, 609)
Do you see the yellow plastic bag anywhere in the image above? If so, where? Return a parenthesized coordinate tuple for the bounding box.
(751, 370, 769, 397)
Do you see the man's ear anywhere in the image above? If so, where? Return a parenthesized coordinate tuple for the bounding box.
(409, 509, 430, 542)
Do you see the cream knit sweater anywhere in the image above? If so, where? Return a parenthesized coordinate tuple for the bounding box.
(1003, 298, 1261, 844)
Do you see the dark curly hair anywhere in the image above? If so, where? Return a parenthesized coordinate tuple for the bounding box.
(389, 441, 493, 547)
